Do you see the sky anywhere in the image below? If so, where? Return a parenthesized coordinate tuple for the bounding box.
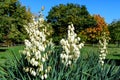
(19, 0, 120, 24)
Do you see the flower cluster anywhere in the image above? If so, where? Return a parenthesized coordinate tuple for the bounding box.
(99, 32, 110, 66)
(60, 24, 84, 66)
(23, 11, 53, 79)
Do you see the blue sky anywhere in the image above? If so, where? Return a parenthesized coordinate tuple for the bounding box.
(19, 0, 120, 24)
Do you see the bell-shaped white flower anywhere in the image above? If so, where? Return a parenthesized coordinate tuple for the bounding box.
(22, 11, 54, 79)
(60, 24, 84, 66)
(99, 32, 109, 66)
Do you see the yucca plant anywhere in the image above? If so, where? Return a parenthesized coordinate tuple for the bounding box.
(1, 9, 120, 80)
(47, 51, 120, 80)
(1, 48, 120, 80)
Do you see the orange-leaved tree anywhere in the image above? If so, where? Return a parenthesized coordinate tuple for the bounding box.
(79, 15, 109, 43)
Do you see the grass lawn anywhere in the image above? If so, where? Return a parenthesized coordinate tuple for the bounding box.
(81, 44, 120, 60)
(0, 45, 25, 77)
(0, 44, 120, 66)
(0, 45, 120, 65)
(0, 45, 24, 66)
(0, 44, 120, 79)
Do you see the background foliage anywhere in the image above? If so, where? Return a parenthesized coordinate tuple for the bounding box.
(47, 3, 96, 44)
(0, 0, 32, 46)
(79, 15, 109, 43)
(108, 20, 120, 47)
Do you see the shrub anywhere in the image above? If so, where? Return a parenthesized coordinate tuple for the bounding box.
(1, 50, 120, 80)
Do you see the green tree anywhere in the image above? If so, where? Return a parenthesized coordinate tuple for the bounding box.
(0, 0, 32, 46)
(46, 3, 96, 44)
(109, 20, 120, 47)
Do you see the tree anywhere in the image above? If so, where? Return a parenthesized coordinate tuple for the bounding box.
(0, 0, 32, 46)
(108, 20, 120, 47)
(79, 15, 109, 43)
(46, 3, 96, 44)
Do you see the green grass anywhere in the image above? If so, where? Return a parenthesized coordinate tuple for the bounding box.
(0, 44, 120, 79)
(0, 45, 25, 78)
(1, 45, 118, 69)
(81, 44, 120, 60)
(0, 45, 24, 66)
(0, 44, 120, 66)
(107, 47, 120, 59)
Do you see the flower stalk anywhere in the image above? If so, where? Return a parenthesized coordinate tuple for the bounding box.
(22, 10, 53, 79)
(60, 24, 84, 66)
(99, 32, 110, 66)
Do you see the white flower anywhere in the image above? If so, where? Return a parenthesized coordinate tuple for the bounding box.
(30, 36, 34, 42)
(39, 64, 43, 71)
(26, 51, 30, 57)
(60, 39, 65, 45)
(77, 37, 80, 41)
(23, 12, 54, 78)
(47, 66, 51, 72)
(99, 32, 109, 66)
(103, 46, 106, 49)
(60, 54, 64, 59)
(42, 57, 46, 62)
(102, 53, 106, 57)
(34, 61, 39, 66)
(41, 75, 44, 80)
(39, 17, 44, 22)
(35, 30, 40, 35)
(62, 60, 64, 63)
(30, 58, 35, 63)
(38, 45, 45, 51)
(60, 24, 84, 66)
(23, 67, 29, 72)
(22, 50, 26, 55)
(101, 61, 104, 66)
(69, 36, 74, 43)
(64, 55, 69, 62)
(64, 46, 70, 54)
(45, 69, 48, 73)
(68, 25, 71, 30)
(78, 44, 82, 49)
(31, 70, 36, 76)
(99, 57, 102, 60)
(34, 41, 39, 46)
(44, 74, 47, 79)
(30, 58, 38, 66)
(36, 36, 40, 41)
(80, 43, 84, 47)
(100, 50, 105, 53)
(102, 56, 106, 60)
(68, 60, 71, 65)
(35, 51, 41, 59)
(75, 51, 80, 56)
(25, 40, 31, 47)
